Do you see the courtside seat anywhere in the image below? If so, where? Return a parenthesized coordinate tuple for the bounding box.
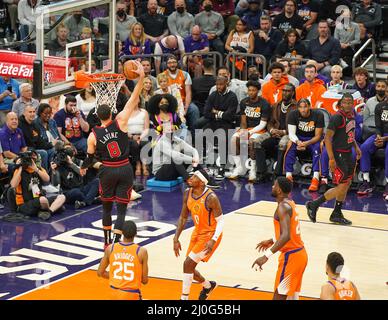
(146, 177, 184, 188)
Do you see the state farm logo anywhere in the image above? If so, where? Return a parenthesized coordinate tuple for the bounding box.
(0, 63, 33, 77)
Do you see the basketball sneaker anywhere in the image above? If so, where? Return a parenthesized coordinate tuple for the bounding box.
(74, 200, 86, 209)
(305, 201, 317, 223)
(198, 281, 217, 300)
(357, 181, 373, 196)
(383, 184, 388, 200)
(329, 211, 352, 225)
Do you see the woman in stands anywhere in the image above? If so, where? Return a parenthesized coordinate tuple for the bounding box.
(123, 22, 152, 57)
(75, 86, 97, 117)
(140, 76, 154, 110)
(225, 18, 254, 54)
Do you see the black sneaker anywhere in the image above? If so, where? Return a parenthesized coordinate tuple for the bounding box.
(305, 201, 317, 223)
(329, 211, 352, 225)
(38, 211, 51, 221)
(318, 181, 329, 194)
(198, 281, 217, 300)
(74, 201, 86, 209)
(207, 179, 221, 189)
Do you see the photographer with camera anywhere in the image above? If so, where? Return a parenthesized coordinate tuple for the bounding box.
(51, 142, 99, 209)
(53, 96, 90, 154)
(8, 150, 66, 220)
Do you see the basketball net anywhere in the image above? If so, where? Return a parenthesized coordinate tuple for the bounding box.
(74, 71, 126, 114)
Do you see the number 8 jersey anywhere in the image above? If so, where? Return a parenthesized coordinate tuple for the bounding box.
(92, 119, 130, 163)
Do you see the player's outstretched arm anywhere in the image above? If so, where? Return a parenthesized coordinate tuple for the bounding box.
(116, 61, 145, 130)
(173, 189, 190, 257)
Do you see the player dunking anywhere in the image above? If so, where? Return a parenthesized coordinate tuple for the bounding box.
(80, 60, 145, 247)
(320, 252, 360, 300)
(173, 170, 224, 300)
(306, 93, 362, 225)
(97, 220, 149, 300)
(252, 177, 308, 300)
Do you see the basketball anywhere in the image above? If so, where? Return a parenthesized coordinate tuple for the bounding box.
(123, 60, 139, 80)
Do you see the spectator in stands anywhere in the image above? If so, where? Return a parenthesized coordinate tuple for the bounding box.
(305, 20, 341, 79)
(148, 93, 182, 137)
(274, 28, 307, 76)
(261, 62, 290, 105)
(352, 0, 382, 40)
(206, 0, 239, 34)
(264, 58, 300, 87)
(53, 96, 89, 153)
(83, 4, 109, 24)
(300, 59, 330, 85)
(296, 64, 326, 109)
(273, 0, 304, 36)
(34, 104, 61, 152)
(236, 0, 264, 33)
(47, 23, 70, 57)
(203, 75, 238, 171)
(284, 98, 324, 191)
(0, 112, 27, 165)
(138, 0, 169, 43)
(319, 0, 351, 31)
(334, 8, 361, 75)
(260, 83, 297, 177)
(162, 55, 199, 131)
(264, 0, 286, 19)
(51, 144, 99, 208)
(154, 35, 185, 74)
(64, 10, 91, 42)
(139, 76, 154, 110)
(351, 67, 376, 101)
(155, 73, 185, 123)
(75, 87, 96, 117)
(123, 22, 152, 57)
(253, 15, 283, 67)
(18, 105, 54, 170)
(0, 142, 8, 176)
(362, 80, 387, 140)
(127, 98, 150, 176)
(8, 151, 66, 220)
(358, 96, 388, 198)
(12, 84, 39, 118)
(133, 59, 158, 90)
(0, 76, 20, 126)
(326, 65, 349, 91)
(297, 0, 319, 40)
(18, 0, 40, 52)
(183, 25, 209, 78)
(93, 0, 137, 42)
(225, 18, 254, 54)
(194, 0, 225, 55)
(4, 0, 18, 40)
(228, 80, 271, 182)
(168, 0, 195, 39)
(192, 58, 216, 117)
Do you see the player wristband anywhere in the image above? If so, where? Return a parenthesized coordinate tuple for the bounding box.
(264, 248, 273, 259)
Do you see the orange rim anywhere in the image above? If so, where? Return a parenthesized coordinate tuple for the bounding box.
(74, 71, 125, 89)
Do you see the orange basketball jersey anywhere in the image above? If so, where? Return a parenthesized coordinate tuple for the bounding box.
(328, 279, 358, 300)
(274, 199, 304, 253)
(187, 187, 217, 235)
(163, 69, 187, 103)
(109, 242, 142, 291)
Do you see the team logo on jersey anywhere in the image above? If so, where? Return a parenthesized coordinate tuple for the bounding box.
(192, 204, 201, 214)
(298, 121, 315, 132)
(245, 106, 262, 118)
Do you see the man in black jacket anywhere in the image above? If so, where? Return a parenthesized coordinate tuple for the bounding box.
(18, 105, 55, 170)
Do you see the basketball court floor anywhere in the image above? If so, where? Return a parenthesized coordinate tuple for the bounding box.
(1, 178, 388, 300)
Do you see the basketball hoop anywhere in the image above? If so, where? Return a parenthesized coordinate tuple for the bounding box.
(74, 71, 126, 114)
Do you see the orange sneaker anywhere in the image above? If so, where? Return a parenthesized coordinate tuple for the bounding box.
(308, 178, 320, 192)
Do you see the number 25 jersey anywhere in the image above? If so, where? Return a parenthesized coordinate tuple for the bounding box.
(92, 119, 130, 163)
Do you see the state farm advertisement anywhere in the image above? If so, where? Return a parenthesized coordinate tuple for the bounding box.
(0, 50, 68, 83)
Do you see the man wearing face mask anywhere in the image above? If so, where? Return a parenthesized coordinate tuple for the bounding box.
(64, 10, 91, 42)
(93, 1, 137, 42)
(194, 0, 225, 55)
(168, 0, 195, 39)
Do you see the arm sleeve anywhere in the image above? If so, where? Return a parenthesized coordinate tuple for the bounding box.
(288, 125, 299, 143)
(250, 120, 268, 134)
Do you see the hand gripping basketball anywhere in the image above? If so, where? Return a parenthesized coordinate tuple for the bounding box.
(123, 60, 145, 80)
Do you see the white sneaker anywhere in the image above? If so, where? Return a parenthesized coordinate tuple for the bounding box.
(227, 166, 245, 179)
(131, 190, 142, 201)
(248, 169, 257, 182)
(42, 184, 60, 193)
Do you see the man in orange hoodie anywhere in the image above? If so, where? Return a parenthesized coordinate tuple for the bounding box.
(261, 62, 290, 105)
(296, 64, 326, 109)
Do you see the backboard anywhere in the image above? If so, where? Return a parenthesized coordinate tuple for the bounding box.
(33, 0, 117, 99)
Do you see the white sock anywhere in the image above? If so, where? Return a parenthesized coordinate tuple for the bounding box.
(286, 172, 292, 178)
(180, 295, 189, 300)
(313, 171, 320, 179)
(363, 172, 370, 182)
(201, 279, 211, 289)
(182, 273, 193, 298)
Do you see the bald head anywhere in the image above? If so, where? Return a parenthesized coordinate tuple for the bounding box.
(166, 35, 178, 48)
(191, 25, 202, 40)
(6, 112, 18, 130)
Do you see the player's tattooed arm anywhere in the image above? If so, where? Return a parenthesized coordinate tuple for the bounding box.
(205, 193, 224, 254)
(173, 189, 190, 257)
(207, 192, 223, 219)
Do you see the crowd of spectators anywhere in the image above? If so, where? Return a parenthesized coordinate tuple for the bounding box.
(0, 0, 387, 220)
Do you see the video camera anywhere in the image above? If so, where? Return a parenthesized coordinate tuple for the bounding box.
(53, 147, 74, 166)
(15, 151, 34, 169)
